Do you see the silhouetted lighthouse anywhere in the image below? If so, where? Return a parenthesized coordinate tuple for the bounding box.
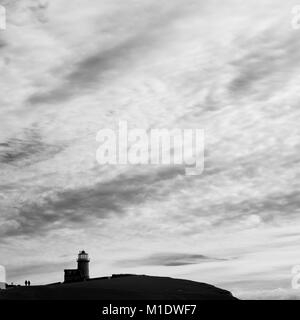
(64, 250, 90, 283)
(77, 250, 90, 280)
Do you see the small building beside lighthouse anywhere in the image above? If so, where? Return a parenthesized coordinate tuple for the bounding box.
(64, 250, 90, 283)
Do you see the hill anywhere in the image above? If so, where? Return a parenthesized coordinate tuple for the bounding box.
(0, 275, 237, 300)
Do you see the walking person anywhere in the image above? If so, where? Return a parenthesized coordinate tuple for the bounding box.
(25, 280, 28, 286)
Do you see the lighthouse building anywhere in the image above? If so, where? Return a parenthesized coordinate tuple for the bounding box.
(64, 250, 90, 283)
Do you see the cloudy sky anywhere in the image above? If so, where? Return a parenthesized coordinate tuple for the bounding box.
(1, 0, 300, 299)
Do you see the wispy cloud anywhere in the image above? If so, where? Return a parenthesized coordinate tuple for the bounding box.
(117, 253, 227, 267)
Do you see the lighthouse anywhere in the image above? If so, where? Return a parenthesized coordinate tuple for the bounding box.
(64, 250, 90, 283)
(77, 250, 90, 280)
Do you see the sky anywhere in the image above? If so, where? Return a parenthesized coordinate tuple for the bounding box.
(0, 0, 300, 299)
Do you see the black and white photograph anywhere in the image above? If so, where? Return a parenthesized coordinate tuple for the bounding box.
(0, 0, 300, 315)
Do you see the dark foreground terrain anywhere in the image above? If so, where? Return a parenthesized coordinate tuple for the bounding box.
(0, 275, 237, 300)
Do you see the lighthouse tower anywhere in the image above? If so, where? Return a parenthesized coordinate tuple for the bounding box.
(77, 250, 90, 280)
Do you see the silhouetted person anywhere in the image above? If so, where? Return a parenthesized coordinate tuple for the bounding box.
(28, 281, 31, 286)
(25, 280, 28, 286)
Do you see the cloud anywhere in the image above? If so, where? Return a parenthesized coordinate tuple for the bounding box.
(238, 288, 300, 300)
(7, 260, 67, 279)
(26, 0, 195, 106)
(0, 129, 64, 165)
(117, 253, 226, 267)
(0, 166, 183, 237)
(228, 29, 300, 101)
